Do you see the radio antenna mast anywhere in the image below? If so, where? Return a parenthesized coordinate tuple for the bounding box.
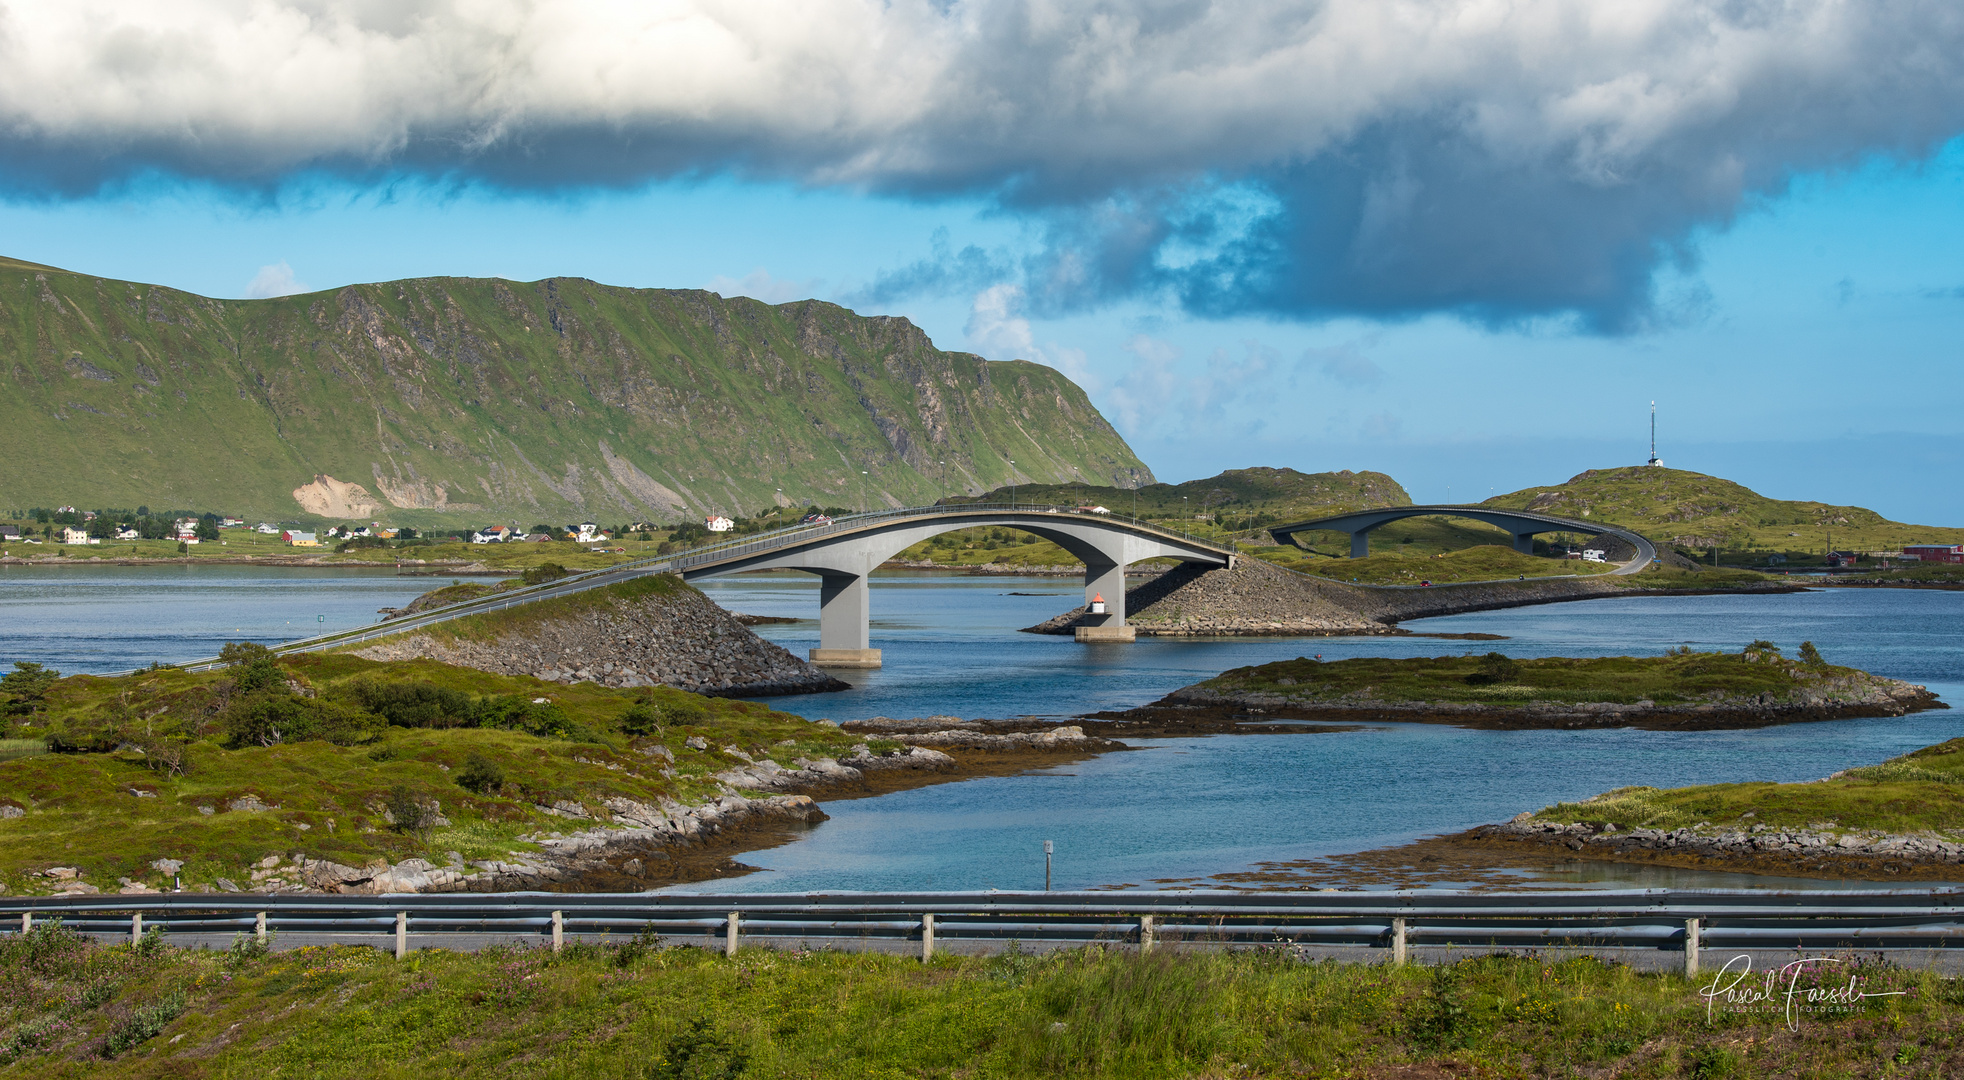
(1646, 401, 1664, 467)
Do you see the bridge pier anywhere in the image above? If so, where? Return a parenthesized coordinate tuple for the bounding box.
(1075, 558, 1135, 643)
(810, 573, 882, 668)
(1350, 529, 1372, 559)
(1513, 532, 1536, 554)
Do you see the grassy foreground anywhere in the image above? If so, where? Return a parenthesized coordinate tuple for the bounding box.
(0, 651, 858, 894)
(1, 924, 1956, 1078)
(1193, 643, 1886, 709)
(1534, 736, 1964, 838)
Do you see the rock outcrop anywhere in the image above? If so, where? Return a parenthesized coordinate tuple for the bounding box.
(352, 576, 847, 697)
(1473, 816, 1964, 877)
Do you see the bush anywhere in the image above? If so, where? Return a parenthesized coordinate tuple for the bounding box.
(455, 752, 505, 795)
(220, 695, 381, 748)
(102, 992, 185, 1058)
(1798, 640, 1825, 666)
(1, 661, 59, 716)
(219, 642, 284, 696)
(384, 784, 439, 838)
(522, 562, 570, 586)
(619, 702, 662, 736)
(1465, 652, 1519, 686)
(346, 679, 475, 729)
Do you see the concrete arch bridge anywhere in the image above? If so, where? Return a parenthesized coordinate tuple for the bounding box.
(1269, 505, 1655, 573)
(668, 505, 1236, 666)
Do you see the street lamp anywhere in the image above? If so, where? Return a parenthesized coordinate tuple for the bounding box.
(1008, 459, 1016, 506)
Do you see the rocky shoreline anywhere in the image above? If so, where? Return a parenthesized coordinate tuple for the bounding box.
(1457, 816, 1964, 882)
(352, 577, 849, 698)
(1144, 676, 1945, 731)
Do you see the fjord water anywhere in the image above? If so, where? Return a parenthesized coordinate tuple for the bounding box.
(683, 572, 1964, 893)
(0, 564, 438, 673)
(3, 564, 1959, 890)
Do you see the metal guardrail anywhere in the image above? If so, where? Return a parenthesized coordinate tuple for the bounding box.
(7, 890, 1962, 966)
(96, 504, 1238, 677)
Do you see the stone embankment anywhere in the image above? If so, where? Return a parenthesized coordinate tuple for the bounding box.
(1471, 816, 1964, 879)
(842, 715, 1127, 752)
(352, 577, 848, 697)
(1024, 557, 1804, 636)
(1156, 673, 1942, 730)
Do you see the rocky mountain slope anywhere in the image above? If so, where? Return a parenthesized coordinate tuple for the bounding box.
(0, 255, 1149, 525)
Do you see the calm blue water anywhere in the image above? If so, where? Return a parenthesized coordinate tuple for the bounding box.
(0, 564, 439, 672)
(3, 566, 1958, 891)
(677, 572, 1964, 892)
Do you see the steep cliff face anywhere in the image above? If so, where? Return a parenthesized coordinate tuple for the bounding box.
(0, 255, 1152, 523)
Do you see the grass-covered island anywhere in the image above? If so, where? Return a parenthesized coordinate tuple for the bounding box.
(1459, 736, 1964, 881)
(1144, 642, 1942, 730)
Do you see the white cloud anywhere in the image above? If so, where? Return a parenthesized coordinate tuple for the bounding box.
(705, 268, 820, 304)
(6, 2, 1964, 325)
(243, 260, 307, 298)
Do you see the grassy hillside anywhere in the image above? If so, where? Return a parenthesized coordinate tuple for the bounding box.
(948, 466, 1408, 529)
(0, 255, 1149, 528)
(1483, 466, 1963, 556)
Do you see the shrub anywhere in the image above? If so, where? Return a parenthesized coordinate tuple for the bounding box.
(455, 753, 505, 796)
(522, 562, 570, 586)
(1798, 640, 1825, 666)
(1, 661, 59, 715)
(384, 784, 439, 839)
(102, 993, 185, 1058)
(219, 642, 284, 696)
(220, 695, 381, 748)
(1465, 652, 1519, 686)
(619, 702, 662, 736)
(346, 679, 475, 729)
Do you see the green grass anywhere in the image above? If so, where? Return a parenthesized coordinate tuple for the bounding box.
(0, 652, 859, 894)
(395, 573, 689, 644)
(1197, 645, 1887, 708)
(1255, 542, 1621, 585)
(1534, 737, 1964, 837)
(952, 466, 1411, 533)
(1484, 465, 1964, 556)
(0, 928, 1952, 1077)
(0, 258, 1147, 528)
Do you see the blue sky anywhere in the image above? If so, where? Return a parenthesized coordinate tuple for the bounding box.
(4, 2, 1963, 523)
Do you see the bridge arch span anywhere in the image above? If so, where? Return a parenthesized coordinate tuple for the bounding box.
(1270, 505, 1654, 570)
(675, 507, 1234, 666)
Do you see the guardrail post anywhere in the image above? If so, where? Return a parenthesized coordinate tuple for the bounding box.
(1139, 915, 1156, 953)
(725, 912, 740, 957)
(131, 912, 143, 945)
(395, 912, 408, 959)
(921, 913, 935, 962)
(19, 912, 28, 935)
(1684, 918, 1700, 977)
(255, 911, 267, 945)
(1391, 917, 1407, 966)
(552, 910, 564, 952)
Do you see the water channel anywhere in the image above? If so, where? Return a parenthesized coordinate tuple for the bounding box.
(2, 563, 1959, 892)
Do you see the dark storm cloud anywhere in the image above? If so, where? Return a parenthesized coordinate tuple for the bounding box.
(5, 1, 1964, 329)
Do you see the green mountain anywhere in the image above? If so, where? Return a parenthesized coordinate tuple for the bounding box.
(1483, 466, 1963, 553)
(952, 466, 1410, 527)
(0, 256, 1150, 526)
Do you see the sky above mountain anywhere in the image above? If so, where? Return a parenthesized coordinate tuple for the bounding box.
(4, 1, 1963, 522)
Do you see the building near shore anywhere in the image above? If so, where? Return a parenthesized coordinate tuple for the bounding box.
(1903, 544, 1964, 563)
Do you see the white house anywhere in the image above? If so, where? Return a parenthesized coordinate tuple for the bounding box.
(705, 515, 734, 532)
(61, 527, 90, 544)
(115, 527, 140, 540)
(255, 523, 279, 534)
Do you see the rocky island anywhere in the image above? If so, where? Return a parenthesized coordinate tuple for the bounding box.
(1122, 642, 1942, 730)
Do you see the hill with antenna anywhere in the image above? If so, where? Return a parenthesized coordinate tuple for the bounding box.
(1482, 467, 1964, 554)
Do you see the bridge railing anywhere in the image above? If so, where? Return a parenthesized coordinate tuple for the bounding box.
(8, 889, 1963, 964)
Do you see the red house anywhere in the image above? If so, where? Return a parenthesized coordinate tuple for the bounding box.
(1902, 544, 1964, 564)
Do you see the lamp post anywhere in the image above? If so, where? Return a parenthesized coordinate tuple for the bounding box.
(1009, 459, 1016, 507)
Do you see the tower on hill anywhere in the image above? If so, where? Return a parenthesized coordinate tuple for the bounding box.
(1646, 401, 1665, 468)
